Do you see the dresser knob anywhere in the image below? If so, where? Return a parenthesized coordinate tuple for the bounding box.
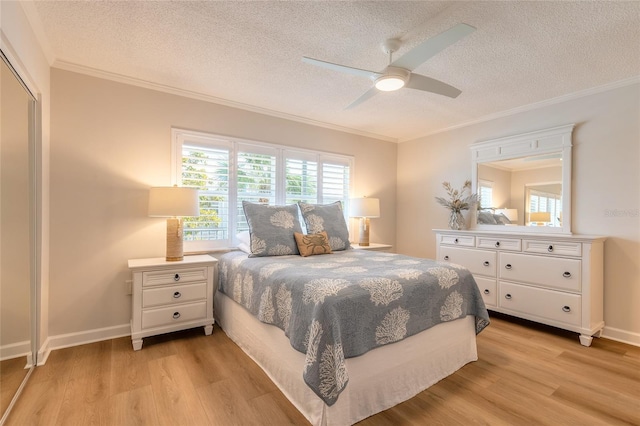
(483, 261, 490, 267)
(495, 241, 500, 247)
(505, 294, 512, 300)
(505, 264, 512, 270)
(563, 272, 572, 278)
(562, 306, 571, 313)
(444, 255, 450, 261)
(483, 289, 490, 295)
(174, 274, 180, 282)
(548, 245, 554, 252)
(454, 238, 459, 244)
(173, 312, 181, 319)
(173, 291, 181, 299)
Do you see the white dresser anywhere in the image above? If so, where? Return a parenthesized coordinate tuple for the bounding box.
(128, 255, 217, 350)
(434, 229, 605, 346)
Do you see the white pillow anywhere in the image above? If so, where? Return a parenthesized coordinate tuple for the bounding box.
(236, 231, 251, 253)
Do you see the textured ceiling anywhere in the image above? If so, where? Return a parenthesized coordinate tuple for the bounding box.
(28, 1, 640, 142)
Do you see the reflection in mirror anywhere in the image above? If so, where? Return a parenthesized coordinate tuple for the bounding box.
(477, 155, 563, 227)
(1, 51, 36, 423)
(471, 124, 573, 234)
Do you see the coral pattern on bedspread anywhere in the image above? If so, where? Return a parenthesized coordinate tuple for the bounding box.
(218, 249, 490, 406)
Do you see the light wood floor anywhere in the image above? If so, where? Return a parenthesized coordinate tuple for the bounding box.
(6, 313, 640, 425)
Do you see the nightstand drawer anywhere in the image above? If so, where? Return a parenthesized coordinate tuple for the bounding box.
(142, 301, 207, 329)
(143, 282, 207, 308)
(142, 267, 208, 287)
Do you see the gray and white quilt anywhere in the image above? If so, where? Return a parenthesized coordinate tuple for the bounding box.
(218, 249, 490, 406)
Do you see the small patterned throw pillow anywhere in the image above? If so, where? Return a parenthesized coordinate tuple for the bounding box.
(242, 201, 303, 257)
(294, 231, 333, 257)
(298, 201, 351, 251)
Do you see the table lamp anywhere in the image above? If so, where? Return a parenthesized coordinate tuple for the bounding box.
(529, 211, 551, 226)
(350, 197, 380, 246)
(148, 186, 199, 261)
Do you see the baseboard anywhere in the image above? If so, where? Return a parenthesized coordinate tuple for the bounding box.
(37, 324, 130, 365)
(0, 340, 30, 362)
(602, 325, 640, 347)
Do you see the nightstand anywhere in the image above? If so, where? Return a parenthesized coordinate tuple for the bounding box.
(128, 255, 217, 350)
(351, 243, 393, 252)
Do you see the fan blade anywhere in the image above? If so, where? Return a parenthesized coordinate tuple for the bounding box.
(405, 73, 462, 98)
(391, 23, 475, 71)
(302, 56, 381, 79)
(345, 87, 378, 109)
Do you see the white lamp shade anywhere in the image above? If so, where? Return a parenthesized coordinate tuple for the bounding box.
(529, 211, 551, 223)
(148, 186, 200, 217)
(350, 198, 380, 218)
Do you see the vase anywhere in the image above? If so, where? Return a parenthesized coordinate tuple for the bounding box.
(448, 210, 466, 230)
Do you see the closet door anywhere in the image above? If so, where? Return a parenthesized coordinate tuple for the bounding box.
(0, 52, 36, 423)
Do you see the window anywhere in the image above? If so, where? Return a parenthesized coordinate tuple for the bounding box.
(478, 180, 493, 210)
(528, 189, 562, 227)
(172, 129, 353, 250)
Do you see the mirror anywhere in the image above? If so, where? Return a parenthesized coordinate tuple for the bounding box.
(471, 125, 573, 234)
(1, 51, 36, 422)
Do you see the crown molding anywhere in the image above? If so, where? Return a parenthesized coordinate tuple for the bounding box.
(399, 75, 640, 143)
(51, 60, 398, 143)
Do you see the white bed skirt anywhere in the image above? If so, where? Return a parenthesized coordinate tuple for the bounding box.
(214, 290, 478, 426)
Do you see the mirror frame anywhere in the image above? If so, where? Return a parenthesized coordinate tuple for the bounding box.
(470, 124, 574, 234)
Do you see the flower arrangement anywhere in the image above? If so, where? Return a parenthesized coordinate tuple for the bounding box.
(435, 180, 478, 230)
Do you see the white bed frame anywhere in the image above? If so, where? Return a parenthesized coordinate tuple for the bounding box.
(214, 290, 478, 425)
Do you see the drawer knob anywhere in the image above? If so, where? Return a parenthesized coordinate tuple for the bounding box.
(174, 274, 181, 282)
(562, 306, 571, 313)
(173, 291, 182, 299)
(454, 238, 459, 244)
(495, 241, 500, 247)
(173, 312, 181, 319)
(548, 245, 554, 252)
(505, 264, 512, 270)
(444, 255, 450, 261)
(505, 294, 512, 300)
(483, 289, 490, 295)
(483, 261, 490, 267)
(563, 272, 572, 278)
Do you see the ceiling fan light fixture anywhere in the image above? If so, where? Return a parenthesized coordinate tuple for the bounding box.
(375, 76, 405, 91)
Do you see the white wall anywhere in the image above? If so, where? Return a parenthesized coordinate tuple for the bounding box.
(48, 68, 397, 338)
(397, 82, 640, 345)
(0, 0, 51, 358)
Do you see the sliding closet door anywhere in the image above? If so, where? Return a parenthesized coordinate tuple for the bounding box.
(0, 53, 36, 423)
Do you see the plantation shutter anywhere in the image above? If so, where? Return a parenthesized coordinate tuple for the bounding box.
(236, 145, 277, 232)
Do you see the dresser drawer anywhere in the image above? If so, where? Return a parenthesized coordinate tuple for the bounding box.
(141, 301, 207, 329)
(142, 267, 208, 287)
(440, 246, 496, 277)
(143, 282, 207, 308)
(439, 234, 475, 247)
(476, 237, 521, 251)
(523, 240, 582, 257)
(475, 276, 497, 308)
(499, 253, 581, 292)
(499, 281, 582, 327)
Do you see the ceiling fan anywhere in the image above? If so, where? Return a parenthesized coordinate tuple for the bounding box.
(302, 23, 476, 109)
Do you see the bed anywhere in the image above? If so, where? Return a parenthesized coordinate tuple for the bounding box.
(213, 201, 490, 425)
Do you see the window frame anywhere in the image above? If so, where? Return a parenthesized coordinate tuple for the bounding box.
(171, 128, 354, 251)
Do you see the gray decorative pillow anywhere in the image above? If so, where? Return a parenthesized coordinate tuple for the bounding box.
(242, 201, 303, 257)
(298, 201, 351, 251)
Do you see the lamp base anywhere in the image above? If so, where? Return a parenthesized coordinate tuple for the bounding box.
(358, 217, 370, 246)
(166, 218, 184, 261)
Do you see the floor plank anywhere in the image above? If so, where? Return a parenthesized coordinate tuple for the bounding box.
(5, 315, 640, 425)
